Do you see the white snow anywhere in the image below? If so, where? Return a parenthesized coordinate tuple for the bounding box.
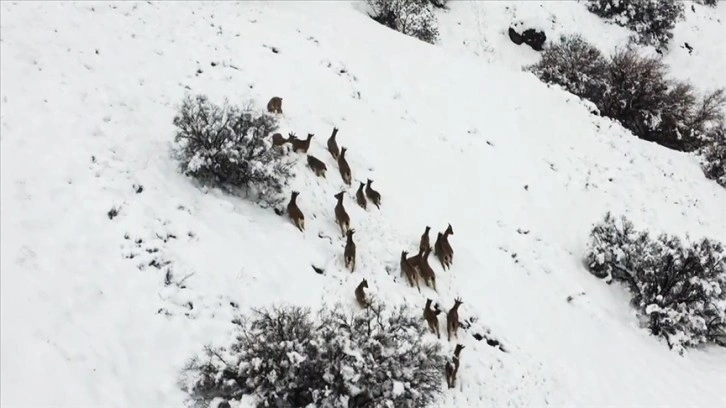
(392, 380, 405, 397)
(1, 1, 725, 407)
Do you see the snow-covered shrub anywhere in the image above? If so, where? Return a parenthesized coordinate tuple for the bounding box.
(366, 0, 439, 44)
(585, 213, 726, 352)
(173, 95, 293, 206)
(527, 34, 609, 103)
(584, 212, 650, 282)
(699, 127, 726, 188)
(585, 0, 685, 50)
(180, 303, 447, 408)
(325, 304, 446, 407)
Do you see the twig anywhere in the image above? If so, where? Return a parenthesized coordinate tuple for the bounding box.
(177, 272, 196, 286)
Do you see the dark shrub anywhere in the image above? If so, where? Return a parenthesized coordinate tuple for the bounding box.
(181, 303, 447, 407)
(528, 37, 726, 152)
(366, 0, 439, 44)
(585, 213, 726, 352)
(172, 95, 293, 206)
(603, 50, 725, 151)
(601, 49, 677, 148)
(585, 0, 685, 50)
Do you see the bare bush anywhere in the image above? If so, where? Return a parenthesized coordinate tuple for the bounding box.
(528, 37, 726, 152)
(603, 50, 725, 151)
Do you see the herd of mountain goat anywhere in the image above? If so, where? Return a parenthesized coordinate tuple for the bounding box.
(267, 96, 465, 389)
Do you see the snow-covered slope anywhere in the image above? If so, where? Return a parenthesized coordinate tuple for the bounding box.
(1, 1, 725, 407)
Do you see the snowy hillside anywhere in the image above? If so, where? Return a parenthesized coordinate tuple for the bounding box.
(1, 1, 725, 407)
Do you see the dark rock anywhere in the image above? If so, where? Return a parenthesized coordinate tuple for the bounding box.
(521, 28, 546, 51)
(508, 27, 523, 45)
(508, 27, 546, 51)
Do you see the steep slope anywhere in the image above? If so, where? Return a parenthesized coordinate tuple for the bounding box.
(664, 2, 726, 92)
(1, 2, 725, 407)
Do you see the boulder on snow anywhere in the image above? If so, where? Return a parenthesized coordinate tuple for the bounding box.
(508, 27, 546, 51)
(508, 27, 523, 45)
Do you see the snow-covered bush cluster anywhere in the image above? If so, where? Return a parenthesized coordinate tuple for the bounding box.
(699, 127, 726, 188)
(527, 34, 609, 103)
(366, 0, 440, 44)
(180, 303, 447, 408)
(585, 213, 726, 353)
(528, 36, 726, 152)
(585, 0, 685, 50)
(172, 95, 293, 206)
